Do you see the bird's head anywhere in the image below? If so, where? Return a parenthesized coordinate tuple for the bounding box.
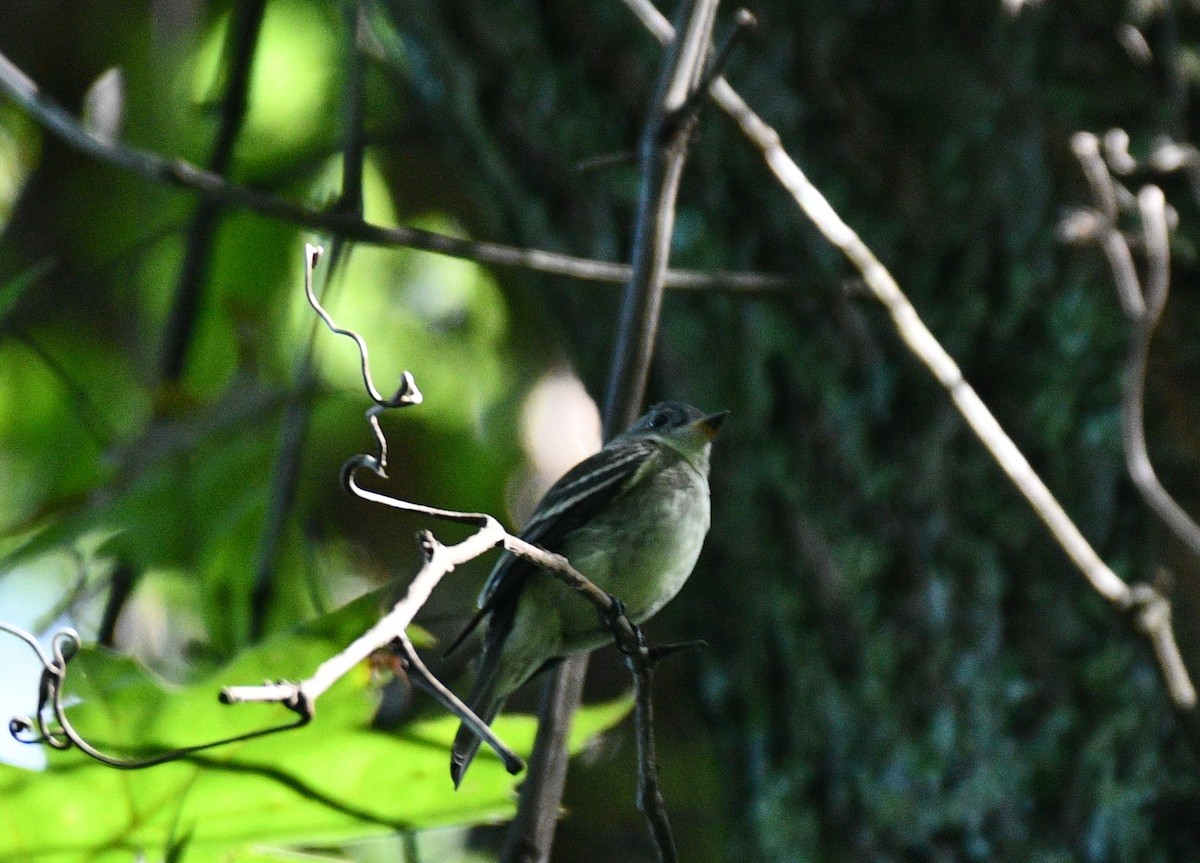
(619, 401, 727, 468)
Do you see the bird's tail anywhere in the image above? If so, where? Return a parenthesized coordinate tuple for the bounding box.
(450, 652, 505, 788)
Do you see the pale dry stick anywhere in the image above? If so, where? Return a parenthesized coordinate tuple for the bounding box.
(1070, 134, 1200, 584)
(1071, 134, 1145, 320)
(0, 50, 787, 296)
(221, 518, 525, 775)
(623, 0, 1197, 709)
(225, 244, 649, 777)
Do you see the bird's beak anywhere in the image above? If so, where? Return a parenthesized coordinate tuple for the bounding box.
(694, 410, 729, 440)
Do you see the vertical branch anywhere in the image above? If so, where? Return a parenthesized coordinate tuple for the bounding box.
(503, 3, 720, 861)
(629, 654, 675, 862)
(1118, 187, 1200, 560)
(498, 661, 589, 863)
(158, 0, 267, 382)
(602, 0, 720, 435)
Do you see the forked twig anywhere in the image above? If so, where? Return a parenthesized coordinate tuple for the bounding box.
(1068, 133, 1200, 568)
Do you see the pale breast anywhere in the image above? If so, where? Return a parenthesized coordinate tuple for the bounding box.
(560, 457, 711, 630)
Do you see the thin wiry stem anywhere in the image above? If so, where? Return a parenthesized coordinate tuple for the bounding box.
(2, 623, 308, 768)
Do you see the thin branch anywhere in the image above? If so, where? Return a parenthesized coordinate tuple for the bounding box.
(1070, 135, 1200, 578)
(228, 371, 653, 781)
(0, 49, 788, 296)
(1119, 192, 1200, 563)
(1070, 134, 1145, 320)
(672, 8, 757, 131)
(603, 0, 721, 435)
(218, 244, 512, 758)
(222, 463, 674, 780)
(501, 651, 585, 863)
(222, 520, 525, 775)
(623, 0, 1196, 710)
(629, 646, 672, 860)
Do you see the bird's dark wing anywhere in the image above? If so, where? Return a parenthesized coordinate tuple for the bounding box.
(482, 437, 658, 605)
(443, 438, 657, 656)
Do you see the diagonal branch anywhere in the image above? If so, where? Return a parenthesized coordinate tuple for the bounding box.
(0, 49, 787, 296)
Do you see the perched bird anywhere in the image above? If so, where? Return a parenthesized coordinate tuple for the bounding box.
(449, 400, 726, 786)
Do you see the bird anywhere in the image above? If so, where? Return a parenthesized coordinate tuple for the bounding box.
(449, 400, 726, 787)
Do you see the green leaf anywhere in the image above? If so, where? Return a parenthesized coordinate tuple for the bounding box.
(0, 594, 632, 862)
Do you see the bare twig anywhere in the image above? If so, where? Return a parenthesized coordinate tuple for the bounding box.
(623, 1, 1196, 709)
(223, 456, 671, 775)
(222, 521, 524, 775)
(629, 644, 671, 859)
(226, 244, 651, 787)
(603, 0, 721, 433)
(0, 49, 787, 296)
(501, 659, 583, 863)
(1070, 131, 1200, 623)
(221, 244, 514, 762)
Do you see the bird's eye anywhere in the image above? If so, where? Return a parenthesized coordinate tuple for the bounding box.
(649, 412, 669, 429)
